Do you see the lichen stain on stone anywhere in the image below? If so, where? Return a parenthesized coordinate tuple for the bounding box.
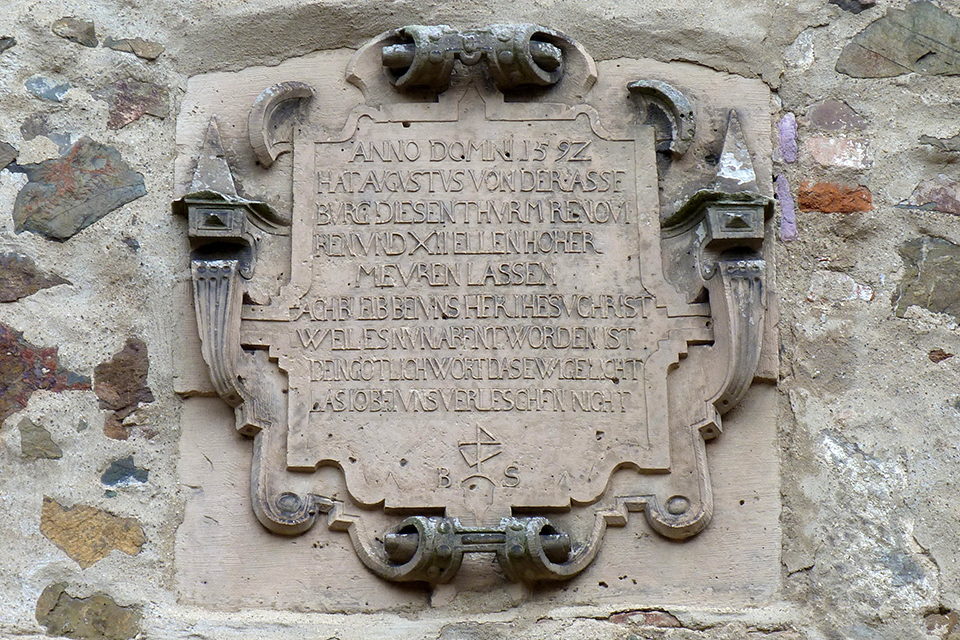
(12, 136, 146, 241)
(0, 252, 70, 302)
(0, 323, 90, 423)
(895, 237, 960, 320)
(40, 496, 146, 568)
(36, 582, 141, 640)
(837, 2, 960, 78)
(96, 78, 169, 130)
(94, 337, 155, 440)
(19, 418, 63, 460)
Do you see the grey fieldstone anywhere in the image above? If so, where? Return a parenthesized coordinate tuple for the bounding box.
(807, 99, 866, 131)
(25, 76, 72, 103)
(894, 237, 960, 319)
(830, 0, 876, 14)
(0, 252, 70, 302)
(920, 133, 960, 152)
(96, 78, 169, 130)
(35, 583, 140, 640)
(18, 419, 62, 460)
(837, 2, 960, 78)
(897, 174, 960, 216)
(12, 136, 146, 241)
(0, 141, 16, 169)
(51, 17, 97, 48)
(101, 456, 149, 486)
(103, 36, 164, 60)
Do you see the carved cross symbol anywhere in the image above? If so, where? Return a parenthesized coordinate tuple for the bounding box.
(458, 425, 502, 475)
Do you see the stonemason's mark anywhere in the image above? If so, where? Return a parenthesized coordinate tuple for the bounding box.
(51, 17, 98, 48)
(36, 582, 141, 640)
(40, 495, 146, 568)
(898, 174, 960, 216)
(895, 237, 960, 320)
(13, 136, 146, 241)
(96, 78, 169, 130)
(0, 323, 90, 423)
(0, 252, 70, 302)
(103, 36, 164, 60)
(837, 2, 960, 78)
(94, 337, 155, 440)
(19, 418, 63, 460)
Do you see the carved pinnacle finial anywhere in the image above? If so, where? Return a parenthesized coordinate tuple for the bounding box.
(713, 110, 758, 194)
(191, 117, 238, 196)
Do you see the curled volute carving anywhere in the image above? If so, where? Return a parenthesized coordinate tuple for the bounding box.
(628, 79, 696, 158)
(248, 81, 314, 170)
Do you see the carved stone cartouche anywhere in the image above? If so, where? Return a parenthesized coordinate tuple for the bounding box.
(175, 26, 771, 585)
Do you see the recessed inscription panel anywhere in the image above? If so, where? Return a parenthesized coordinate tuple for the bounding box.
(274, 101, 668, 514)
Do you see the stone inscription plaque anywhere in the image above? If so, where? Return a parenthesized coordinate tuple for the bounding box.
(270, 103, 674, 513)
(175, 26, 774, 586)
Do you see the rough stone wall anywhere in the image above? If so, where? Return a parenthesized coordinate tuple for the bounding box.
(2, 1, 960, 638)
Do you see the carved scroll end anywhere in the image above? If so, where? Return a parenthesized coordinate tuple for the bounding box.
(643, 492, 713, 540)
(251, 490, 321, 536)
(628, 79, 696, 158)
(250, 435, 321, 535)
(248, 81, 314, 169)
